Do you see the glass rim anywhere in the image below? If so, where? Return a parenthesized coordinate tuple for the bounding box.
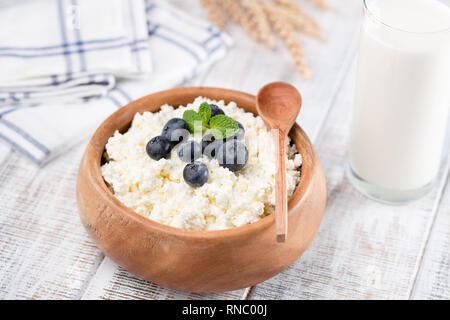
(364, 0, 450, 35)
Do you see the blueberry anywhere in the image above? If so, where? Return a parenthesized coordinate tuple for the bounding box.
(209, 104, 225, 118)
(183, 162, 209, 187)
(201, 133, 215, 151)
(217, 140, 248, 172)
(201, 134, 223, 158)
(161, 118, 189, 146)
(231, 121, 245, 140)
(146, 136, 171, 161)
(178, 141, 202, 163)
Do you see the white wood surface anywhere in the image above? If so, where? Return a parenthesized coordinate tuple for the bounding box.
(81, 258, 246, 300)
(0, 144, 104, 299)
(411, 162, 450, 300)
(0, 0, 449, 300)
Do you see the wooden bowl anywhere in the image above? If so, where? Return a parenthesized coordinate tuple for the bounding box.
(76, 87, 326, 292)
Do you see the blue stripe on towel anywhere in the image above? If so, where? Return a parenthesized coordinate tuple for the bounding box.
(207, 43, 223, 56)
(152, 23, 205, 47)
(145, 1, 156, 12)
(72, 0, 87, 72)
(115, 88, 132, 102)
(0, 106, 14, 114)
(57, 0, 73, 81)
(149, 31, 201, 63)
(202, 31, 223, 46)
(51, 75, 58, 85)
(148, 25, 159, 36)
(128, 0, 142, 72)
(9, 92, 19, 102)
(0, 132, 41, 164)
(147, 22, 224, 59)
(0, 118, 50, 155)
(106, 96, 122, 109)
(0, 39, 149, 59)
(0, 36, 128, 52)
(0, 104, 38, 117)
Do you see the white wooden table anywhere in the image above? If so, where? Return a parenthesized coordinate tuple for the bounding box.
(1, 0, 449, 300)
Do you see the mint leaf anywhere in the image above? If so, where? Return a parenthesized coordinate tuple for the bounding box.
(198, 102, 211, 125)
(183, 110, 204, 133)
(209, 115, 239, 139)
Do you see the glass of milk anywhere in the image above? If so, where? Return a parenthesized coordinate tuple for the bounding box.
(348, 0, 450, 203)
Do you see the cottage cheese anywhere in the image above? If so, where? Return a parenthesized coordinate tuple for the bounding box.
(102, 97, 302, 231)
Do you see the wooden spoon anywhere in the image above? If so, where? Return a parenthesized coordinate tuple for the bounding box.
(256, 82, 302, 242)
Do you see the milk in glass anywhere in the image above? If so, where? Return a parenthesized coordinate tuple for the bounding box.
(349, 0, 450, 202)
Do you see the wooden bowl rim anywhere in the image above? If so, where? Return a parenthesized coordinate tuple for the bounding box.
(83, 87, 315, 240)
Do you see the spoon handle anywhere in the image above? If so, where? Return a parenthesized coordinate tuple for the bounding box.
(275, 130, 288, 242)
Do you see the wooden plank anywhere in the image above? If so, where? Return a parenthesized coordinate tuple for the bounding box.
(0, 144, 104, 299)
(248, 60, 450, 300)
(81, 258, 245, 300)
(411, 162, 450, 300)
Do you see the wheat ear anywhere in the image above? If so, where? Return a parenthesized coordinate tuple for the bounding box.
(275, 0, 323, 31)
(269, 5, 323, 39)
(265, 5, 311, 78)
(276, 0, 334, 11)
(304, 0, 335, 11)
(274, 0, 292, 6)
(199, 0, 228, 29)
(240, 0, 275, 48)
(216, 0, 259, 40)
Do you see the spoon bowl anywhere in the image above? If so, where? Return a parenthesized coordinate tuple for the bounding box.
(256, 82, 302, 128)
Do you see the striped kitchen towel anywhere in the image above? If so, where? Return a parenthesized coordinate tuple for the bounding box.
(0, 0, 151, 104)
(0, 0, 231, 164)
